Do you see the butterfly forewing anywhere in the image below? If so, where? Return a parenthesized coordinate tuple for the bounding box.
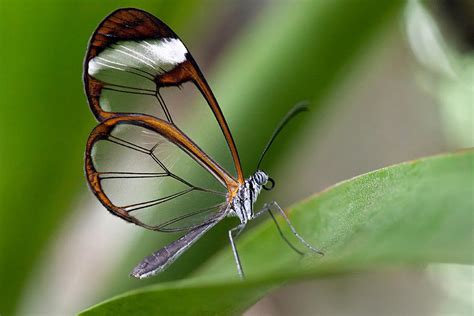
(84, 8, 244, 183)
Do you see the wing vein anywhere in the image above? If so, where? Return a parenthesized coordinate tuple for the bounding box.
(155, 203, 224, 231)
(98, 171, 168, 180)
(124, 188, 194, 212)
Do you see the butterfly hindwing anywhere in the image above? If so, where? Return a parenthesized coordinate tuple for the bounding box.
(85, 114, 239, 231)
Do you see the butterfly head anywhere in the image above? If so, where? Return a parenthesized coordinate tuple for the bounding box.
(254, 170, 275, 191)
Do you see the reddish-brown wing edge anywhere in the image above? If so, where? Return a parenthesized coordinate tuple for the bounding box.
(85, 114, 240, 230)
(83, 8, 244, 183)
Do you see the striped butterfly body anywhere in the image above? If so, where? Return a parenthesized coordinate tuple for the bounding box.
(84, 8, 321, 279)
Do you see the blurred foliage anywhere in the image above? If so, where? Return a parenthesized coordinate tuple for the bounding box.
(4, 0, 471, 314)
(80, 150, 474, 315)
(437, 57, 474, 147)
(0, 2, 91, 314)
(405, 0, 474, 147)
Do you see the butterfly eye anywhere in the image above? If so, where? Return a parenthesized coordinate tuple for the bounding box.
(263, 177, 275, 191)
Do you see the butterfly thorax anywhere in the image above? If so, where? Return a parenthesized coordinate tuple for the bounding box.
(228, 170, 269, 224)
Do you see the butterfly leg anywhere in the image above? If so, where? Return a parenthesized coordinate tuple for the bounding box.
(253, 207, 304, 256)
(264, 201, 324, 255)
(228, 223, 246, 279)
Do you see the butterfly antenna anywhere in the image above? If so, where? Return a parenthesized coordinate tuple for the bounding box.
(256, 101, 310, 170)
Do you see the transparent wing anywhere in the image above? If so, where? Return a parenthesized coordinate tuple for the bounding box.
(85, 115, 238, 232)
(84, 8, 244, 183)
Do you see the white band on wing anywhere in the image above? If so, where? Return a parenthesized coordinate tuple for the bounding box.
(88, 38, 188, 78)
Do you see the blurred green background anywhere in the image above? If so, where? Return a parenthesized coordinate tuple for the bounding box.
(0, 0, 472, 315)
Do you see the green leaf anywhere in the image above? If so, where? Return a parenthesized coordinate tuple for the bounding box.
(80, 150, 474, 315)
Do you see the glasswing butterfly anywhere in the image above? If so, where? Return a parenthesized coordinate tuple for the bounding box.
(84, 8, 322, 279)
